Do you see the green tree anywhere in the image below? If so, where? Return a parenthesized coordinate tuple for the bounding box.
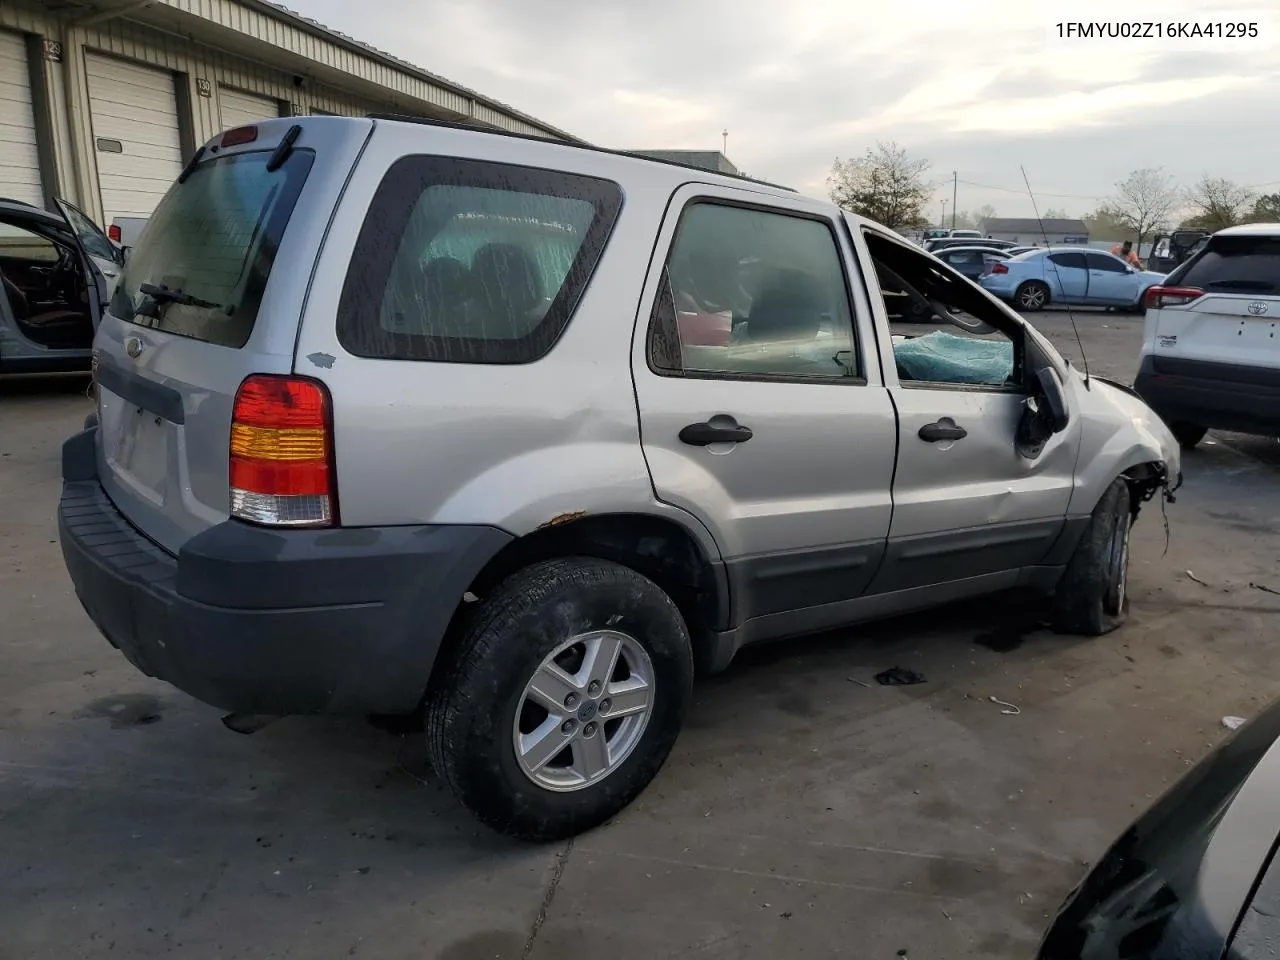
(828, 142, 932, 231)
(1082, 205, 1131, 240)
(1042, 207, 1070, 220)
(1250, 192, 1280, 222)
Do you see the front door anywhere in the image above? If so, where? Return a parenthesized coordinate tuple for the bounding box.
(632, 185, 896, 634)
(1084, 251, 1138, 305)
(0, 213, 96, 350)
(854, 227, 1080, 593)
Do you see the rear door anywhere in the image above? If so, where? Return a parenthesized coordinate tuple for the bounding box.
(1084, 251, 1139, 305)
(92, 119, 370, 554)
(1152, 233, 1280, 369)
(633, 185, 896, 633)
(1046, 251, 1088, 300)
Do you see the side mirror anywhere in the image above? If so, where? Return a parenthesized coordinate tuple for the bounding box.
(1016, 366, 1070, 459)
(119, 245, 132, 264)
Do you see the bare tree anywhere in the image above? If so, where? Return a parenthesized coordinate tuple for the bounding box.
(1041, 207, 1070, 220)
(973, 204, 998, 231)
(1184, 176, 1256, 231)
(1109, 168, 1179, 248)
(828, 142, 932, 231)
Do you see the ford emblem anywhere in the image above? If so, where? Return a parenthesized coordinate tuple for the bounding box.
(124, 336, 144, 358)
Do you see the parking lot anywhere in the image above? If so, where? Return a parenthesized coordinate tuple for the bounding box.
(3, 309, 1279, 960)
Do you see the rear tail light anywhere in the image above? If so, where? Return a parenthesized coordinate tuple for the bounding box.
(229, 375, 336, 527)
(1144, 285, 1204, 310)
(990, 263, 1009, 274)
(107, 224, 121, 242)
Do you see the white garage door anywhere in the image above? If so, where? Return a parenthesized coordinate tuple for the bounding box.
(219, 86, 279, 131)
(0, 31, 43, 206)
(85, 53, 183, 223)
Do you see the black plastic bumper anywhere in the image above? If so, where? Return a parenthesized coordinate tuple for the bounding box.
(1134, 355, 1280, 435)
(58, 428, 512, 715)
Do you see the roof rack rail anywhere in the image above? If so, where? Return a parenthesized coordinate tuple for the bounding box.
(367, 113, 796, 193)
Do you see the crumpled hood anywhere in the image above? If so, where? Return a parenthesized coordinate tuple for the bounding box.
(1091, 375, 1182, 486)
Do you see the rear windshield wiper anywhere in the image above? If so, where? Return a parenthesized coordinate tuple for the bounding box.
(138, 282, 222, 309)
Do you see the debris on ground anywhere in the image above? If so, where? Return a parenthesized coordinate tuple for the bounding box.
(1250, 582, 1280, 596)
(1223, 716, 1247, 731)
(875, 667, 926, 686)
(1185, 570, 1208, 586)
(846, 677, 871, 687)
(990, 696, 1022, 716)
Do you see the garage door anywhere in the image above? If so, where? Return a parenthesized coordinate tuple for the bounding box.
(219, 86, 279, 131)
(0, 31, 43, 206)
(85, 53, 183, 223)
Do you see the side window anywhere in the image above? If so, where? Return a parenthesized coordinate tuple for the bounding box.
(863, 229, 1022, 391)
(1048, 252, 1087, 270)
(0, 223, 59, 262)
(337, 157, 623, 364)
(1085, 252, 1127, 273)
(648, 202, 859, 380)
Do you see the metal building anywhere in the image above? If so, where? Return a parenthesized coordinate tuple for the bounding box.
(0, 0, 578, 227)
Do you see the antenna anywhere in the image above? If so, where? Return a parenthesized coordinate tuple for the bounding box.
(1020, 165, 1090, 389)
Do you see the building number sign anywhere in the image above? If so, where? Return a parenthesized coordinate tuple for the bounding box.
(196, 78, 212, 98)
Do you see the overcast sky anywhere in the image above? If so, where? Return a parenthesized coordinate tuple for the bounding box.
(294, 0, 1280, 220)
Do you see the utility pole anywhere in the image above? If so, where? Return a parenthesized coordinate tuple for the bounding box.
(722, 128, 728, 156)
(941, 199, 948, 228)
(952, 171, 958, 230)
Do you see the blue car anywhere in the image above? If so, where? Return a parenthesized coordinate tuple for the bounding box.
(979, 247, 1166, 312)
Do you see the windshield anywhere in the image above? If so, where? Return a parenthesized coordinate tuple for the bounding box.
(108, 147, 315, 348)
(55, 199, 117, 263)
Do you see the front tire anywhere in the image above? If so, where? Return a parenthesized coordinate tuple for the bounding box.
(1016, 281, 1050, 312)
(426, 557, 694, 841)
(1052, 478, 1132, 636)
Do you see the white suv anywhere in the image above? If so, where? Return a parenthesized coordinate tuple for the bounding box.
(1136, 223, 1280, 448)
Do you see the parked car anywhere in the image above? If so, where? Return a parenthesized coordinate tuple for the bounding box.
(108, 216, 149, 249)
(59, 116, 1180, 840)
(925, 236, 1021, 254)
(948, 228, 983, 239)
(930, 245, 1010, 282)
(0, 197, 116, 374)
(1147, 229, 1209, 274)
(981, 247, 1166, 312)
(1135, 223, 1280, 449)
(1037, 698, 1280, 960)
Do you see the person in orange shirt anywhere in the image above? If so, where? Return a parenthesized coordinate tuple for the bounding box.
(1110, 240, 1143, 268)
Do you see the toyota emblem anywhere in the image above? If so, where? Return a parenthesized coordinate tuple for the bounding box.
(1248, 301, 1269, 316)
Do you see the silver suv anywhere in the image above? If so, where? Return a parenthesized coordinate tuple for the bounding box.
(59, 116, 1180, 840)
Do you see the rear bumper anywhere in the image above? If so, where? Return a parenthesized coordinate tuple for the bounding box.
(58, 427, 512, 715)
(1134, 355, 1280, 435)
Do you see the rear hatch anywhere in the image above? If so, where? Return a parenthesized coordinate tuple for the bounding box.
(92, 118, 371, 554)
(1149, 232, 1280, 371)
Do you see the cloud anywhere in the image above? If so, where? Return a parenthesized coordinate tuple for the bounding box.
(291, 0, 1280, 216)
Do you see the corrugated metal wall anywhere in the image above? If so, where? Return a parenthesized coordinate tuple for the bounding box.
(0, 0, 565, 224)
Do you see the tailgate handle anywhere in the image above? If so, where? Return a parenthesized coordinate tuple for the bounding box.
(919, 418, 967, 442)
(94, 356, 185, 425)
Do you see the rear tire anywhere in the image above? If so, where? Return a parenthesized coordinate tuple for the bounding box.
(1015, 281, 1049, 312)
(1052, 478, 1132, 636)
(1171, 421, 1207, 449)
(425, 557, 694, 842)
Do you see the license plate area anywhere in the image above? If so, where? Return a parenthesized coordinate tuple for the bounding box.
(103, 400, 171, 506)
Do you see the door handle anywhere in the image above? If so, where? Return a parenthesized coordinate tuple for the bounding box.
(679, 417, 753, 446)
(918, 418, 967, 442)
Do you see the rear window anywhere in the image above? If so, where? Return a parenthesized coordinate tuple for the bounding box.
(337, 156, 623, 364)
(108, 146, 315, 348)
(1173, 235, 1280, 293)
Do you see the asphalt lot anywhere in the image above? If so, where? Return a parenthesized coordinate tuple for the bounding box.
(4, 310, 1280, 959)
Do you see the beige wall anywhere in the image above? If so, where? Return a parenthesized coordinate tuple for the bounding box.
(0, 0, 562, 226)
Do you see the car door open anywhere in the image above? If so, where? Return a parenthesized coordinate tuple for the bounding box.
(855, 227, 1081, 596)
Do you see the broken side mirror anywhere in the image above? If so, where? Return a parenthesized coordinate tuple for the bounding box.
(1016, 366, 1069, 459)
